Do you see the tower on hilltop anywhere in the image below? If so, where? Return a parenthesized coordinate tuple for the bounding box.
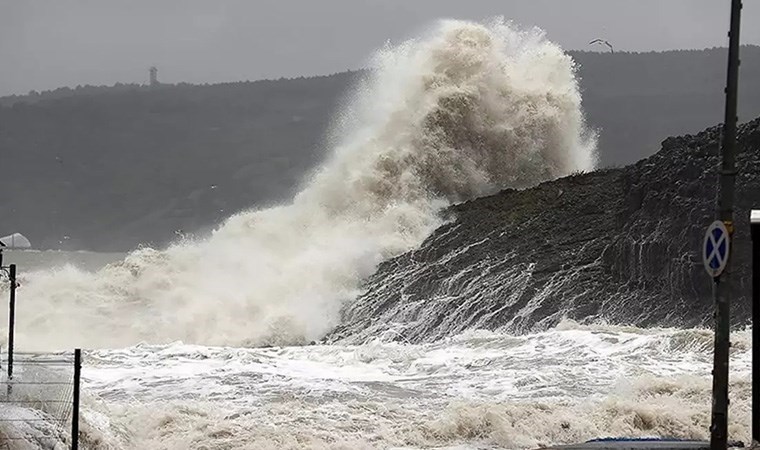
(149, 66, 158, 87)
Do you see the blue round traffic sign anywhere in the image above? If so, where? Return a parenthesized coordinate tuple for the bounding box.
(703, 220, 730, 278)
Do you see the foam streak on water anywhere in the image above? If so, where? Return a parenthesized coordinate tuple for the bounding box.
(1, 18, 595, 351)
(75, 323, 750, 449)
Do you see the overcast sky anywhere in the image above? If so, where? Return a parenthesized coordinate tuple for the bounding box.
(1, 0, 759, 96)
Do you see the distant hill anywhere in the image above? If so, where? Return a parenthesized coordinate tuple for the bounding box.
(572, 47, 760, 166)
(0, 73, 358, 250)
(1, 47, 759, 251)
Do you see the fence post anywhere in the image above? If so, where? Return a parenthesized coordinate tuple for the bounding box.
(7, 264, 16, 397)
(71, 349, 81, 450)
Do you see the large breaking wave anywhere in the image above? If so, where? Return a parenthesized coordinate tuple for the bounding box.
(5, 18, 596, 350)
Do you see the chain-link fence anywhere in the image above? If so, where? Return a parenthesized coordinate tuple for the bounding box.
(0, 349, 81, 450)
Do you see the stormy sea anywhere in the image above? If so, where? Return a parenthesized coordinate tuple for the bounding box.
(1, 18, 758, 449)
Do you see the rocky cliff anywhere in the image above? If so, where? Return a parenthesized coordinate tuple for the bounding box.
(329, 118, 760, 343)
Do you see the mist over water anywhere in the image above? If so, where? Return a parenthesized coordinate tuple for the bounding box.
(3, 18, 595, 350)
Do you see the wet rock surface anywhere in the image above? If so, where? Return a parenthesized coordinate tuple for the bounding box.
(329, 118, 760, 343)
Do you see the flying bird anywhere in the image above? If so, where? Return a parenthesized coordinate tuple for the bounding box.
(589, 39, 614, 53)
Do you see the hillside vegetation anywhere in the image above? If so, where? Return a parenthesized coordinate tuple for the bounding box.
(1, 47, 759, 251)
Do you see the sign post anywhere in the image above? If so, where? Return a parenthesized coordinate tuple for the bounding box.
(704, 219, 732, 449)
(709, 0, 742, 448)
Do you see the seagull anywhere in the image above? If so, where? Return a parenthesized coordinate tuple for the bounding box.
(589, 39, 614, 53)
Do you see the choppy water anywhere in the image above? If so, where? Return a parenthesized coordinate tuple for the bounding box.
(0, 252, 752, 449)
(74, 324, 751, 449)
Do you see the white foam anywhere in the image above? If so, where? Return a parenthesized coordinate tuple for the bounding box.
(3, 18, 596, 351)
(75, 324, 750, 449)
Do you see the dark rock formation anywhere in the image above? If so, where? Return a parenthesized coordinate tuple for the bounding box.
(328, 118, 760, 343)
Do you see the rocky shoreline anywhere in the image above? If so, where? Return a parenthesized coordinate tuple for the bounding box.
(329, 118, 760, 343)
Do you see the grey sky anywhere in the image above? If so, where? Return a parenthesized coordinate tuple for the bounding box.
(1, 0, 759, 96)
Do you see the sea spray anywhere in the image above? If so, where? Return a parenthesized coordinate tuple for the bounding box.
(3, 18, 596, 350)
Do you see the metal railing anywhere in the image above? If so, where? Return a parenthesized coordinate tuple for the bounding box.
(0, 349, 81, 450)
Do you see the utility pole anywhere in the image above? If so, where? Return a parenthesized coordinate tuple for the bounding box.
(709, 1, 742, 449)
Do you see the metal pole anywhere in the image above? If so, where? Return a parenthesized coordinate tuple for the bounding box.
(751, 211, 760, 445)
(7, 265, 15, 383)
(71, 349, 81, 450)
(710, 1, 742, 449)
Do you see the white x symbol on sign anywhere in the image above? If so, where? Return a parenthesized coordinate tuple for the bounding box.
(707, 229, 727, 269)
